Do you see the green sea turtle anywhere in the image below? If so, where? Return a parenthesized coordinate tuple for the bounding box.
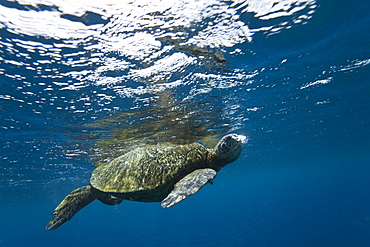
(45, 133, 245, 230)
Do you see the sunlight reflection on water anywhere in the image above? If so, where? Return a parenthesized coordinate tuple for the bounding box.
(0, 0, 317, 110)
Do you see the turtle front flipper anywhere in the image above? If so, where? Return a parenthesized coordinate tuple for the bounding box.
(45, 185, 97, 230)
(161, 168, 217, 208)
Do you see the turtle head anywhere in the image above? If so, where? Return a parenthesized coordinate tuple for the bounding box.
(214, 134, 246, 165)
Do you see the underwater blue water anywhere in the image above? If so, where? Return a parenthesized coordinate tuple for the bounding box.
(1, 0, 370, 246)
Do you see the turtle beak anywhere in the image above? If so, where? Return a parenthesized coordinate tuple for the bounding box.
(234, 134, 247, 144)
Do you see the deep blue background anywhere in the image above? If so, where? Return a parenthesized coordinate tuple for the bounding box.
(1, 0, 370, 246)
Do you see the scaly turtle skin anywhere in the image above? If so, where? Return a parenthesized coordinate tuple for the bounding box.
(46, 134, 245, 230)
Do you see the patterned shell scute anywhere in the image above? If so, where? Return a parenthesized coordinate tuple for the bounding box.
(90, 143, 208, 193)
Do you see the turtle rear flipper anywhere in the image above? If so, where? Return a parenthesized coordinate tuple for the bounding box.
(161, 168, 217, 208)
(45, 185, 97, 230)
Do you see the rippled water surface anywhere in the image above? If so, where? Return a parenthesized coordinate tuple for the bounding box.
(1, 0, 370, 246)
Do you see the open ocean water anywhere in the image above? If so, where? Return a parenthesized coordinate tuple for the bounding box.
(1, 0, 370, 246)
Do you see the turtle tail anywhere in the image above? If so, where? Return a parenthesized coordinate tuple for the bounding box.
(45, 185, 97, 230)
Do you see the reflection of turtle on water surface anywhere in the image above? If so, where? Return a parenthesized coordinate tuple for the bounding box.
(46, 133, 245, 230)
